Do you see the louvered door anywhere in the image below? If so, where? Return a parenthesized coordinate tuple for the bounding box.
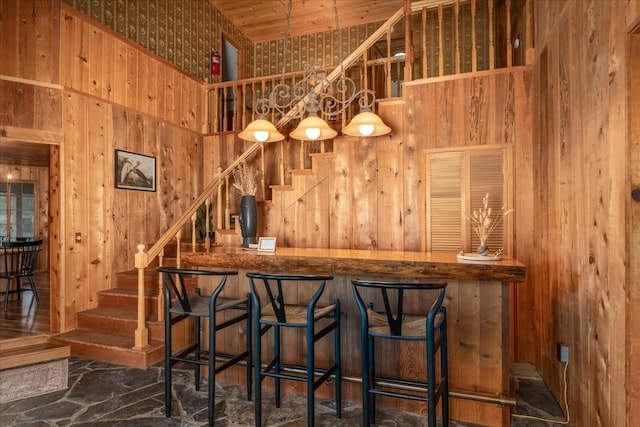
(424, 145, 513, 254)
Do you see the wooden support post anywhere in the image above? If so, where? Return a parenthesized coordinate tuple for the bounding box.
(133, 244, 149, 350)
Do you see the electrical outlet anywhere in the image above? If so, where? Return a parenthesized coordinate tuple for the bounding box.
(557, 343, 569, 362)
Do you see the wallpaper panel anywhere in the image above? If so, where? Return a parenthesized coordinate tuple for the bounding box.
(63, 0, 253, 82)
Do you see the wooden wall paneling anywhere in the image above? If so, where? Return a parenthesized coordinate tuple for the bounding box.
(59, 9, 75, 89)
(85, 25, 106, 98)
(605, 7, 629, 427)
(49, 144, 62, 332)
(113, 39, 128, 107)
(164, 68, 176, 126)
(0, 80, 34, 129)
(147, 59, 159, 118)
(35, 0, 59, 83)
(18, 0, 37, 81)
(63, 91, 89, 328)
(78, 18, 92, 95)
(376, 134, 404, 251)
(125, 44, 138, 112)
(0, 0, 20, 77)
(628, 26, 640, 427)
(86, 98, 110, 294)
(351, 139, 378, 249)
(137, 53, 149, 116)
(143, 117, 160, 241)
(100, 22, 115, 102)
(328, 142, 354, 249)
(111, 107, 130, 274)
(156, 60, 167, 122)
(126, 113, 146, 268)
(180, 74, 190, 129)
(33, 86, 63, 131)
(158, 122, 175, 234)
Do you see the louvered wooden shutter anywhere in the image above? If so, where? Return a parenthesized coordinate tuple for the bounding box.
(424, 145, 513, 253)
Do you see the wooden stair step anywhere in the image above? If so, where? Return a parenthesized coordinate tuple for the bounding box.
(77, 307, 165, 341)
(97, 287, 159, 313)
(50, 330, 164, 369)
(0, 336, 70, 371)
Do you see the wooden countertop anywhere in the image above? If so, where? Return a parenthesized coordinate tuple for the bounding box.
(181, 247, 526, 282)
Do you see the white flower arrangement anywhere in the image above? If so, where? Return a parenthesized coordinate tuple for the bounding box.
(232, 162, 257, 196)
(471, 193, 513, 243)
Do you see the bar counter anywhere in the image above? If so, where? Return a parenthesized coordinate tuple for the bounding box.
(181, 247, 526, 427)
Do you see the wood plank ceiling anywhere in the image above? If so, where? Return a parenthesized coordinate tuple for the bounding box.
(211, 0, 406, 43)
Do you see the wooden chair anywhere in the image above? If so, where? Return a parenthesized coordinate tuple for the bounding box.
(1, 239, 42, 310)
(157, 267, 251, 427)
(351, 279, 449, 427)
(247, 272, 341, 427)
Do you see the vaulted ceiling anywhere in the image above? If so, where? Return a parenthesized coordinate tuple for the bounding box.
(211, 0, 408, 43)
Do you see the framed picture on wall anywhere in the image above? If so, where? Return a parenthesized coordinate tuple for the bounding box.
(115, 150, 156, 192)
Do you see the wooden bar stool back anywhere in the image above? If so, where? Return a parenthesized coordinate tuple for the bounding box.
(157, 267, 251, 427)
(247, 272, 341, 427)
(351, 279, 449, 427)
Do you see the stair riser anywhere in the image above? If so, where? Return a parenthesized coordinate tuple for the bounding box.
(63, 341, 164, 369)
(97, 293, 158, 314)
(115, 272, 198, 292)
(77, 314, 166, 341)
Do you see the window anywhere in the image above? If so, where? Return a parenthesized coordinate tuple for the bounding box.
(0, 181, 35, 238)
(424, 145, 513, 253)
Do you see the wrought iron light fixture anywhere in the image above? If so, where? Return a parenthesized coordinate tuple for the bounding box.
(239, 0, 391, 142)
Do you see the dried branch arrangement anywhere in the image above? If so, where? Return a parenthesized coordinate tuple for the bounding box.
(471, 193, 513, 242)
(232, 161, 257, 196)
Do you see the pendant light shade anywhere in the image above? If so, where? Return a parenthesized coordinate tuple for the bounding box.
(289, 115, 338, 141)
(238, 118, 285, 142)
(342, 111, 392, 137)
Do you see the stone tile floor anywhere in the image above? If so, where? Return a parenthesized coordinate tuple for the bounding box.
(0, 358, 569, 426)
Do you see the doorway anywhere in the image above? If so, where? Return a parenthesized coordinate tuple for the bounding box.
(220, 35, 242, 132)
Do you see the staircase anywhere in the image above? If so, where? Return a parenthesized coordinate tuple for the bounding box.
(50, 243, 202, 369)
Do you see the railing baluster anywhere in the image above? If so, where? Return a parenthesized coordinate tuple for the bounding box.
(454, 0, 460, 74)
(438, 4, 444, 77)
(489, 0, 495, 69)
(260, 144, 266, 198)
(386, 27, 392, 98)
(422, 6, 427, 79)
(506, 0, 512, 67)
(225, 175, 230, 229)
(191, 212, 197, 250)
(204, 196, 211, 249)
(175, 231, 181, 269)
(471, 0, 477, 72)
(216, 167, 223, 232)
(157, 247, 164, 321)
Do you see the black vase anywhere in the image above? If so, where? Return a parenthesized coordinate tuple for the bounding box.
(239, 195, 257, 247)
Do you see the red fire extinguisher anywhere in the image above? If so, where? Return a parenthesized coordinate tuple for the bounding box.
(211, 51, 221, 76)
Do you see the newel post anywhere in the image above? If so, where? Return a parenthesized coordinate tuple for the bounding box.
(133, 243, 150, 350)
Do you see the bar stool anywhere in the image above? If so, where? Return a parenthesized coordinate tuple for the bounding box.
(157, 267, 251, 427)
(351, 279, 449, 427)
(247, 272, 341, 427)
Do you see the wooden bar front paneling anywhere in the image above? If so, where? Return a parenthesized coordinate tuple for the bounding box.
(183, 247, 525, 427)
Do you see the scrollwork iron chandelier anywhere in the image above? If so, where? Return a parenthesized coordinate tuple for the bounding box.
(238, 0, 391, 143)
